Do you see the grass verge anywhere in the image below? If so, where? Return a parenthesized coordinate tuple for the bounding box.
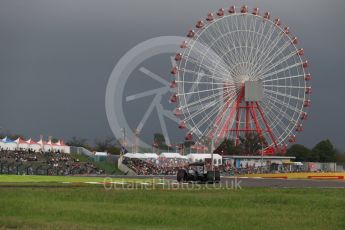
(0, 184, 344, 230)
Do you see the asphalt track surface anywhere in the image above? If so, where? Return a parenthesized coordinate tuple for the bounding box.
(105, 175, 345, 188)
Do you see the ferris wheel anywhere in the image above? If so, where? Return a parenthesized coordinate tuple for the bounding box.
(171, 6, 312, 154)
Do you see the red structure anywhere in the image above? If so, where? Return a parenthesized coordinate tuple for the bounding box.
(173, 5, 312, 155)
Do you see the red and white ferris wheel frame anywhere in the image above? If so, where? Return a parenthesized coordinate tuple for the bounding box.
(170, 6, 312, 154)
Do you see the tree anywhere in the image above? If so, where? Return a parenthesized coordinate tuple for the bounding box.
(153, 133, 168, 150)
(66, 136, 90, 149)
(239, 132, 264, 155)
(335, 151, 345, 164)
(214, 139, 241, 155)
(286, 144, 311, 161)
(312, 140, 337, 162)
(94, 137, 120, 155)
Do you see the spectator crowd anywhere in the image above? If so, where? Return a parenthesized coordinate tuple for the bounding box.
(0, 148, 104, 175)
(123, 156, 189, 175)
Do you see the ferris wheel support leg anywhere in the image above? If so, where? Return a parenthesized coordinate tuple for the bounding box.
(255, 102, 279, 151)
(245, 102, 250, 136)
(234, 107, 241, 146)
(250, 102, 262, 137)
(235, 87, 245, 146)
(219, 98, 239, 140)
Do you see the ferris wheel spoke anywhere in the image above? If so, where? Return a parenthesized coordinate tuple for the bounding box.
(178, 84, 237, 98)
(263, 84, 305, 89)
(192, 28, 227, 70)
(252, 22, 277, 68)
(258, 37, 291, 67)
(181, 68, 228, 82)
(186, 100, 218, 114)
(264, 88, 304, 102)
(245, 16, 257, 67)
(261, 96, 296, 129)
(183, 90, 237, 125)
(176, 80, 237, 86)
(253, 28, 284, 74)
(182, 70, 206, 104)
(264, 92, 303, 114)
(251, 21, 274, 71)
(263, 74, 304, 83)
(262, 40, 294, 69)
(205, 89, 242, 139)
(259, 62, 302, 80)
(247, 18, 260, 67)
(201, 32, 241, 73)
(220, 18, 239, 64)
(192, 94, 238, 138)
(184, 40, 229, 71)
(179, 89, 229, 110)
(261, 96, 294, 124)
(182, 51, 231, 77)
(261, 98, 296, 142)
(258, 99, 291, 144)
(257, 41, 296, 76)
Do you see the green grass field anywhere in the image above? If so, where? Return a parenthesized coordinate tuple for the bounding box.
(0, 175, 344, 230)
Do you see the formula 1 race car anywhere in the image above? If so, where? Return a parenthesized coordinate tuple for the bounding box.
(176, 162, 220, 183)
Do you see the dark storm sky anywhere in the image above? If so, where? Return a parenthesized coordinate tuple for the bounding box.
(0, 0, 344, 149)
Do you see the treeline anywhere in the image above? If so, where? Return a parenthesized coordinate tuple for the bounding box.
(286, 140, 345, 163)
(214, 136, 345, 163)
(65, 137, 121, 155)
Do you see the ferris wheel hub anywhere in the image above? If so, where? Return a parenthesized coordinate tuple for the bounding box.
(244, 81, 264, 102)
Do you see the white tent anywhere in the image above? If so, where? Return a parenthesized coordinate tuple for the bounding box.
(0, 137, 17, 151)
(52, 140, 67, 152)
(159, 152, 187, 159)
(143, 153, 158, 159)
(95, 152, 108, 156)
(15, 137, 29, 150)
(59, 140, 70, 153)
(37, 139, 48, 152)
(123, 153, 148, 159)
(43, 140, 53, 152)
(187, 153, 223, 166)
(26, 138, 42, 152)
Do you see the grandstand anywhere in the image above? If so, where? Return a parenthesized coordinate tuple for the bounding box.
(0, 148, 104, 176)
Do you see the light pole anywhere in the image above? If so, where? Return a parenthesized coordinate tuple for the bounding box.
(210, 138, 215, 182)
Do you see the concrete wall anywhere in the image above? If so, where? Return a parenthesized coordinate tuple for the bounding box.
(117, 156, 137, 176)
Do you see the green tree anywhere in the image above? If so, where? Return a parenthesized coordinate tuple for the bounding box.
(286, 144, 311, 161)
(214, 139, 241, 155)
(94, 137, 120, 155)
(312, 140, 337, 162)
(239, 132, 264, 155)
(66, 136, 92, 149)
(153, 133, 168, 150)
(335, 151, 345, 164)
